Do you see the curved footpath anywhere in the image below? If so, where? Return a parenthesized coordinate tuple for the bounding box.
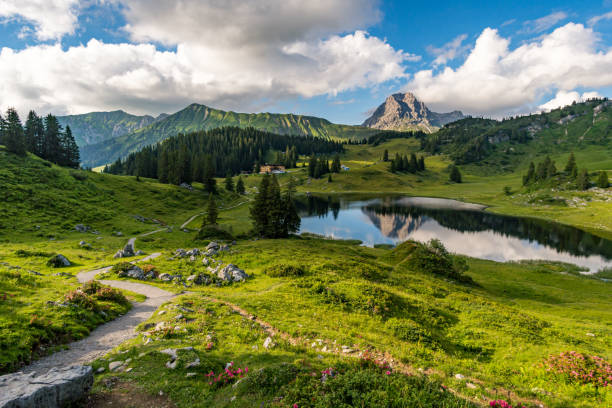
(22, 251, 176, 374)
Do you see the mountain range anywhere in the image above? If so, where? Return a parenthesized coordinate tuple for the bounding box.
(77, 104, 378, 167)
(362, 92, 466, 132)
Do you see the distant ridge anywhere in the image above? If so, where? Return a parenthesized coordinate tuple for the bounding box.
(79, 103, 377, 167)
(363, 92, 466, 133)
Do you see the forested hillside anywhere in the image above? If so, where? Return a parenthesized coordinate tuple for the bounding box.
(421, 99, 612, 172)
(81, 103, 376, 167)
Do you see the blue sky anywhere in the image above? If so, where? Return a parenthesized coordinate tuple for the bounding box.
(2, 0, 612, 124)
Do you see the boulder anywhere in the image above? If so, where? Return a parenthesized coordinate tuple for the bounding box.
(158, 273, 172, 282)
(189, 255, 196, 262)
(202, 258, 210, 266)
(145, 271, 157, 280)
(186, 248, 200, 256)
(206, 241, 219, 251)
(174, 249, 187, 258)
(205, 249, 218, 257)
(186, 275, 197, 283)
(263, 337, 275, 349)
(122, 241, 135, 257)
(179, 182, 193, 191)
(47, 254, 71, 268)
(126, 266, 145, 280)
(74, 224, 90, 233)
(0, 365, 93, 408)
(135, 250, 145, 256)
(217, 264, 248, 282)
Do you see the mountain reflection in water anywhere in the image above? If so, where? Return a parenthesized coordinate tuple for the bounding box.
(296, 195, 612, 273)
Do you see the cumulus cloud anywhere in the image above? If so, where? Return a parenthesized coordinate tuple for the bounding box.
(0, 0, 80, 40)
(0, 0, 416, 117)
(407, 23, 612, 116)
(539, 90, 602, 111)
(427, 34, 469, 66)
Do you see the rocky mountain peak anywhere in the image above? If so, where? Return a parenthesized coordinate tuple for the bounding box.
(363, 92, 466, 133)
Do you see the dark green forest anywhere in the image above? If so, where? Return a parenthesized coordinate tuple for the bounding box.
(103, 126, 343, 185)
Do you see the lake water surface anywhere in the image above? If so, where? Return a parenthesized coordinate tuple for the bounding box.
(297, 195, 612, 273)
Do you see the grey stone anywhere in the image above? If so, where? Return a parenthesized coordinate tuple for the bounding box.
(189, 255, 196, 262)
(158, 273, 172, 281)
(74, 224, 90, 233)
(109, 361, 124, 372)
(186, 358, 200, 369)
(126, 266, 145, 280)
(179, 182, 193, 191)
(0, 365, 93, 408)
(217, 264, 248, 282)
(174, 249, 187, 258)
(206, 241, 219, 251)
(202, 258, 210, 266)
(263, 337, 275, 349)
(187, 275, 197, 282)
(135, 250, 145, 256)
(47, 254, 71, 268)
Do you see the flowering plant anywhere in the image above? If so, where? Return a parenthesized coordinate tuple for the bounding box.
(544, 351, 611, 387)
(205, 362, 248, 387)
(489, 400, 525, 408)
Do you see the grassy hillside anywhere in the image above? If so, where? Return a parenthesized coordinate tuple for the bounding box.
(80, 104, 377, 167)
(58, 110, 163, 147)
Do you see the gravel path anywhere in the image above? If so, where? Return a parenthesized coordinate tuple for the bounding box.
(22, 251, 176, 374)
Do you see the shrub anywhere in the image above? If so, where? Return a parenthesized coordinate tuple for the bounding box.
(264, 263, 307, 277)
(64, 290, 98, 311)
(205, 362, 248, 387)
(82, 280, 103, 295)
(407, 239, 472, 282)
(111, 262, 133, 274)
(543, 351, 611, 387)
(385, 318, 435, 345)
(240, 363, 302, 396)
(70, 171, 87, 181)
(15, 249, 53, 258)
(94, 287, 128, 305)
(195, 225, 235, 241)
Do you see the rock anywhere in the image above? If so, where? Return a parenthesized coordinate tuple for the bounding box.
(166, 360, 178, 370)
(189, 255, 196, 262)
(132, 215, 147, 223)
(263, 336, 275, 349)
(220, 244, 230, 252)
(206, 249, 218, 256)
(176, 314, 184, 321)
(96, 367, 105, 374)
(125, 266, 145, 280)
(159, 273, 172, 281)
(466, 382, 477, 389)
(186, 373, 197, 378)
(47, 254, 71, 268)
(135, 250, 145, 256)
(186, 248, 200, 256)
(217, 264, 248, 282)
(454, 373, 465, 380)
(160, 348, 178, 360)
(586, 332, 596, 337)
(186, 358, 200, 368)
(79, 240, 88, 246)
(113, 231, 124, 237)
(109, 361, 124, 372)
(75, 224, 90, 233)
(0, 365, 93, 408)
(174, 249, 187, 258)
(53, 272, 73, 278)
(122, 240, 135, 257)
(179, 182, 193, 191)
(206, 242, 219, 251)
(202, 258, 210, 266)
(187, 275, 197, 282)
(145, 271, 156, 279)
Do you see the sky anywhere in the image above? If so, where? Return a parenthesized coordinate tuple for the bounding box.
(2, 1, 612, 124)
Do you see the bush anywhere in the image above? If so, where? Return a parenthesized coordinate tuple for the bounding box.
(195, 225, 235, 241)
(64, 290, 98, 311)
(264, 263, 307, 277)
(111, 262, 133, 274)
(94, 287, 128, 305)
(15, 249, 53, 258)
(70, 171, 87, 181)
(544, 351, 611, 387)
(407, 239, 472, 282)
(385, 318, 435, 345)
(82, 280, 102, 295)
(239, 363, 303, 396)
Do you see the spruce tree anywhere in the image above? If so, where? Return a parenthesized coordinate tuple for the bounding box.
(576, 169, 590, 190)
(596, 171, 609, 188)
(383, 149, 389, 162)
(449, 165, 462, 183)
(250, 174, 271, 236)
(328, 174, 332, 182)
(281, 178, 300, 236)
(523, 162, 535, 186)
(203, 156, 217, 193)
(266, 175, 284, 237)
(409, 153, 418, 173)
(205, 194, 218, 225)
(564, 152, 576, 174)
(63, 126, 80, 168)
(44, 114, 62, 163)
(158, 149, 169, 183)
(418, 156, 425, 171)
(331, 154, 341, 173)
(4, 108, 26, 156)
(24, 111, 42, 155)
(225, 172, 234, 192)
(236, 176, 245, 195)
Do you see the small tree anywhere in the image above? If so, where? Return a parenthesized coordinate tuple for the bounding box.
(236, 176, 245, 194)
(596, 171, 609, 188)
(449, 165, 462, 183)
(382, 149, 389, 162)
(331, 154, 341, 173)
(203, 156, 217, 194)
(564, 152, 577, 174)
(204, 194, 218, 225)
(418, 156, 425, 171)
(224, 172, 234, 192)
(576, 169, 590, 190)
(523, 162, 535, 185)
(4, 108, 26, 156)
(328, 174, 332, 182)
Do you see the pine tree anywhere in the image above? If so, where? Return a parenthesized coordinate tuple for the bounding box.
(409, 153, 418, 173)
(64, 126, 80, 168)
(328, 174, 332, 182)
(596, 171, 609, 188)
(44, 114, 63, 163)
(203, 156, 217, 193)
(564, 152, 577, 174)
(308, 156, 316, 178)
(158, 149, 169, 183)
(4, 108, 26, 156)
(225, 172, 234, 192)
(546, 160, 557, 180)
(281, 178, 300, 236)
(24, 111, 43, 155)
(250, 174, 271, 236)
(266, 175, 284, 237)
(449, 165, 462, 183)
(383, 149, 389, 162)
(0, 113, 5, 146)
(204, 194, 218, 225)
(576, 169, 590, 190)
(523, 162, 535, 185)
(390, 159, 396, 173)
(417, 156, 425, 171)
(236, 176, 245, 195)
(331, 154, 341, 173)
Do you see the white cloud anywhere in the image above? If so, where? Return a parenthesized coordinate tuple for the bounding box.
(0, 0, 80, 40)
(0, 0, 415, 117)
(427, 34, 469, 66)
(520, 11, 567, 34)
(587, 11, 612, 26)
(539, 90, 602, 111)
(407, 23, 612, 116)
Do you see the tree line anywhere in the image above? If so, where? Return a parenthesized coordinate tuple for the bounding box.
(308, 154, 342, 179)
(523, 152, 609, 190)
(0, 108, 80, 168)
(104, 127, 343, 186)
(389, 152, 426, 173)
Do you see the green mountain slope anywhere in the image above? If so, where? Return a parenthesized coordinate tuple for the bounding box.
(423, 99, 612, 173)
(58, 110, 167, 147)
(80, 104, 377, 167)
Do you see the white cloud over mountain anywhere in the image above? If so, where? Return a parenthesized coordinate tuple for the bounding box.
(409, 23, 612, 117)
(0, 0, 414, 116)
(0, 0, 80, 40)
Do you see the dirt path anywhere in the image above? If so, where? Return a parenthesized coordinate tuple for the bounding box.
(22, 251, 176, 374)
(180, 199, 251, 229)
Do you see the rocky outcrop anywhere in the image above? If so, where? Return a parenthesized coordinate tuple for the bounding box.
(217, 264, 248, 282)
(113, 239, 136, 259)
(0, 365, 93, 408)
(46, 255, 71, 268)
(363, 92, 465, 133)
